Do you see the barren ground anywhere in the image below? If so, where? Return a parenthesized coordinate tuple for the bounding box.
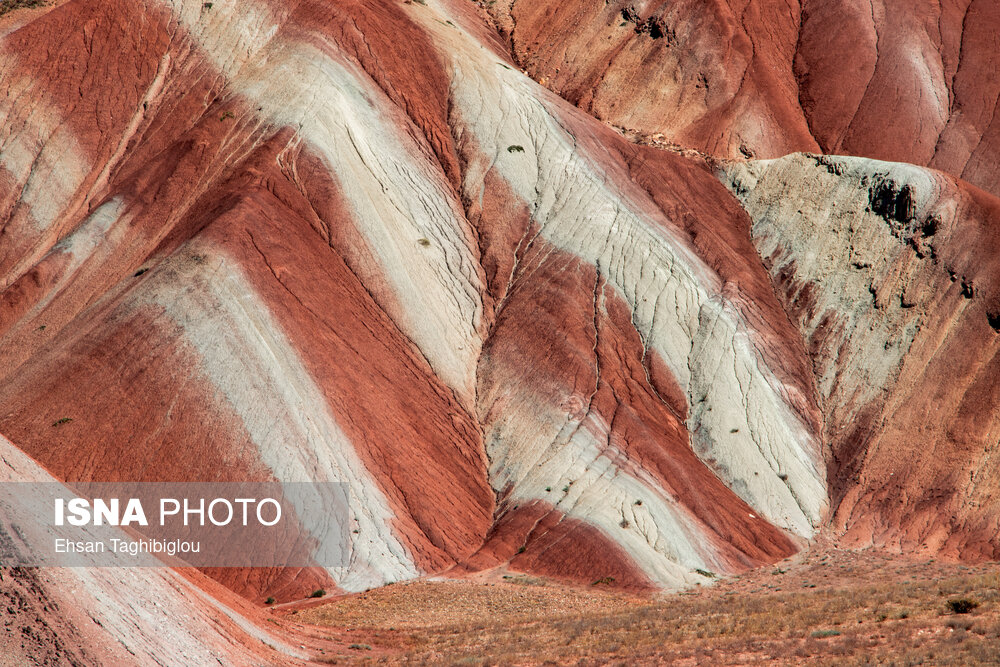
(271, 544, 1000, 665)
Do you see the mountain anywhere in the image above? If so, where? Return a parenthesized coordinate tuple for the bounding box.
(1, 0, 998, 664)
(486, 0, 1000, 197)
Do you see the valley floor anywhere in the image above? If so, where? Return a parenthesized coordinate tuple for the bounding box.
(275, 546, 1000, 665)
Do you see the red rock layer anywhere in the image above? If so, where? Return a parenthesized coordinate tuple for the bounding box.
(486, 0, 1000, 197)
(476, 233, 800, 575)
(615, 142, 821, 434)
(0, 0, 496, 597)
(464, 501, 656, 591)
(197, 178, 495, 573)
(0, 0, 173, 282)
(0, 142, 496, 590)
(832, 182, 1000, 560)
(0, 296, 338, 598)
(481, 0, 816, 159)
(0, 0, 932, 621)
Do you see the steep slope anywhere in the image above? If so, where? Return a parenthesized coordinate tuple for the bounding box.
(720, 153, 1000, 560)
(0, 434, 304, 666)
(3, 0, 1000, 663)
(480, 0, 816, 159)
(0, 0, 822, 601)
(0, 0, 498, 597)
(434, 13, 825, 585)
(485, 0, 1000, 198)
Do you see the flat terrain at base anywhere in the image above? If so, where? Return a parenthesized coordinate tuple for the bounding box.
(278, 547, 1000, 665)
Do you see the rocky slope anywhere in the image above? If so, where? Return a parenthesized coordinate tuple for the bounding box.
(486, 0, 1000, 197)
(0, 0, 998, 664)
(0, 0, 826, 597)
(0, 434, 305, 665)
(720, 154, 1000, 561)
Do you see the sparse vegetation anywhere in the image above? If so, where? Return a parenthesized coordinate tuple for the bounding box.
(948, 617, 974, 630)
(134, 268, 148, 277)
(52, 417, 73, 427)
(417, 238, 431, 246)
(348, 643, 372, 651)
(219, 110, 234, 121)
(295, 551, 1000, 665)
(0, 0, 46, 18)
(507, 145, 525, 153)
(310, 589, 326, 599)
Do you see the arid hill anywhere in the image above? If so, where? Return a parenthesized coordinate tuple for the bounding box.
(486, 0, 1000, 196)
(1, 0, 999, 664)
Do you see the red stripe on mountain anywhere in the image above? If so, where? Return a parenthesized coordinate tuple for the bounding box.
(194, 177, 494, 574)
(481, 235, 798, 572)
(462, 501, 655, 591)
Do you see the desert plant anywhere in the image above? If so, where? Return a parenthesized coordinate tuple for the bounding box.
(947, 598, 979, 614)
(310, 589, 326, 598)
(811, 629, 841, 638)
(0, 0, 46, 18)
(265, 597, 275, 605)
(507, 145, 525, 153)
